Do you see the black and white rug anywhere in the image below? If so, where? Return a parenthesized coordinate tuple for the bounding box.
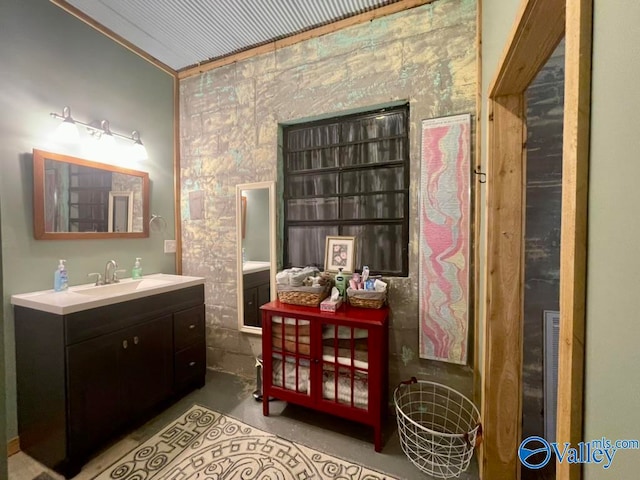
(94, 405, 397, 480)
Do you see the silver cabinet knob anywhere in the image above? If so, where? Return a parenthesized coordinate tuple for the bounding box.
(189, 324, 196, 329)
(123, 340, 128, 349)
(189, 361, 196, 367)
(134, 336, 139, 345)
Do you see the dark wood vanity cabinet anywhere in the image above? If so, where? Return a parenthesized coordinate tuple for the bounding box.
(243, 269, 270, 327)
(14, 285, 205, 477)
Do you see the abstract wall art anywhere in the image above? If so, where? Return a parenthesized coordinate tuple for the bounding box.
(419, 114, 471, 364)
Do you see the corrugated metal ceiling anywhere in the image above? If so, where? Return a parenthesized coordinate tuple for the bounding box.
(63, 0, 402, 71)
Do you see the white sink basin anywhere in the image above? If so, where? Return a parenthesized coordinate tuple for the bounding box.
(11, 273, 205, 315)
(73, 278, 173, 297)
(243, 261, 271, 274)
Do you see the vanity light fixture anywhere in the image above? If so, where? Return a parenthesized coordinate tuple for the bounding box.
(50, 106, 148, 160)
(131, 130, 149, 160)
(54, 106, 80, 142)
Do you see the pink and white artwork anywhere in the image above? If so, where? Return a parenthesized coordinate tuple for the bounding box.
(419, 114, 471, 364)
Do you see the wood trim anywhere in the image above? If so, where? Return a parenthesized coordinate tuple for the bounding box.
(556, 1, 592, 479)
(482, 1, 592, 479)
(7, 437, 20, 457)
(473, 0, 483, 412)
(482, 93, 526, 479)
(173, 76, 183, 274)
(178, 0, 436, 79)
(50, 0, 176, 77)
(489, 0, 565, 96)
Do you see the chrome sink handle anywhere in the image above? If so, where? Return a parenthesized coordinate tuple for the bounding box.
(104, 260, 118, 284)
(113, 269, 127, 283)
(87, 272, 103, 286)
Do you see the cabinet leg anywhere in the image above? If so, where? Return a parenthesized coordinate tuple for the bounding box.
(263, 392, 270, 416)
(374, 425, 382, 452)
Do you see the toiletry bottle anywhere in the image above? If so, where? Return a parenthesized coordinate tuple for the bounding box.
(132, 257, 143, 279)
(54, 259, 68, 292)
(335, 267, 346, 297)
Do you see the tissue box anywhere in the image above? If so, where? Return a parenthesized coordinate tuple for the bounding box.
(320, 296, 343, 312)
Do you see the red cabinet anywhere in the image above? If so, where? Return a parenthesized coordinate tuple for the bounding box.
(261, 300, 389, 451)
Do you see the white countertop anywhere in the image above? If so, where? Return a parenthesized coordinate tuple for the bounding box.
(243, 261, 271, 274)
(10, 273, 205, 315)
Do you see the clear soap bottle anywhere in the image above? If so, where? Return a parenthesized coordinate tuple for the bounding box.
(54, 259, 68, 292)
(132, 257, 143, 279)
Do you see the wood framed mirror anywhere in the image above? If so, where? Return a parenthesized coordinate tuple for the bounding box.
(33, 149, 149, 239)
(236, 181, 276, 334)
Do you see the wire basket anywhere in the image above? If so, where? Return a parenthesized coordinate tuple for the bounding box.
(393, 379, 481, 479)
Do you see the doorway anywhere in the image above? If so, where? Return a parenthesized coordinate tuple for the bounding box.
(481, 1, 592, 479)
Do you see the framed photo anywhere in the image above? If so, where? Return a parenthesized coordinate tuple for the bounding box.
(324, 236, 356, 273)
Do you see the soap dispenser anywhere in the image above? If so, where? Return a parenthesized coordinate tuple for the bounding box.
(132, 257, 143, 279)
(334, 267, 347, 297)
(54, 259, 68, 292)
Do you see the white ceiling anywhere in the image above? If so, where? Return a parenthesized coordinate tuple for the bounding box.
(62, 0, 402, 71)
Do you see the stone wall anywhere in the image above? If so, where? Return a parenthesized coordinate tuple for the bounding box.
(180, 0, 477, 396)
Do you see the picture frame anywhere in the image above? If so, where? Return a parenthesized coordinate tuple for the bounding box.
(324, 235, 356, 273)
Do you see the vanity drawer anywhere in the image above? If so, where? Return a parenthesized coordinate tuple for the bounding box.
(174, 343, 206, 389)
(173, 305, 205, 351)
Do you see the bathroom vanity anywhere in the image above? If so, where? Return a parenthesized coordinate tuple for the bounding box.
(11, 274, 205, 477)
(242, 261, 271, 328)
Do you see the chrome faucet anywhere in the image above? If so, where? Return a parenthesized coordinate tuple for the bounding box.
(104, 260, 118, 284)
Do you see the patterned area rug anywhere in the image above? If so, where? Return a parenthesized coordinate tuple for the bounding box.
(94, 405, 397, 480)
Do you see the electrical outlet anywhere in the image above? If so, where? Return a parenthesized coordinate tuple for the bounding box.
(164, 240, 176, 253)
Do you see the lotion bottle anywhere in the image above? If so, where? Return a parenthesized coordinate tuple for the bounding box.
(132, 257, 143, 279)
(54, 259, 68, 292)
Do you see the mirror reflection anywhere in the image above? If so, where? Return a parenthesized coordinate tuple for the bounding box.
(33, 149, 149, 239)
(236, 181, 276, 333)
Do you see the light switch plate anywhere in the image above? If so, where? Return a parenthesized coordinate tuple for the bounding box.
(164, 240, 176, 253)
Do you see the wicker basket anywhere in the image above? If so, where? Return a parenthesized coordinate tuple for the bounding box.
(346, 288, 386, 309)
(277, 284, 330, 307)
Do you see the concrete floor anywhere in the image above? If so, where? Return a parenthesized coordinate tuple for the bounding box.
(9, 369, 479, 480)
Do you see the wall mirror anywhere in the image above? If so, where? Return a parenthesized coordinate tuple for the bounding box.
(33, 149, 149, 239)
(236, 181, 276, 334)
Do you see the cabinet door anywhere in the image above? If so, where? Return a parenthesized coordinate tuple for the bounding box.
(319, 322, 370, 411)
(243, 287, 259, 327)
(123, 315, 173, 419)
(256, 283, 270, 327)
(269, 315, 312, 397)
(67, 330, 125, 459)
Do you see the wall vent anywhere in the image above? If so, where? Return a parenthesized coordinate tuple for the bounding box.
(544, 310, 560, 443)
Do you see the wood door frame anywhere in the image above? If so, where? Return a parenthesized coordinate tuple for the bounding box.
(481, 1, 592, 479)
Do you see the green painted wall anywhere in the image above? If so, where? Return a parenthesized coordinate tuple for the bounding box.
(482, 0, 640, 477)
(0, 1, 175, 442)
(583, 1, 640, 478)
(243, 188, 270, 262)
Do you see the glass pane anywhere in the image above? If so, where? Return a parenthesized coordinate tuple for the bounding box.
(271, 317, 311, 396)
(287, 172, 337, 197)
(342, 112, 406, 142)
(342, 139, 405, 166)
(288, 124, 340, 150)
(287, 147, 339, 171)
(343, 224, 403, 273)
(321, 323, 369, 409)
(342, 193, 405, 220)
(287, 225, 338, 268)
(287, 197, 338, 221)
(340, 166, 404, 194)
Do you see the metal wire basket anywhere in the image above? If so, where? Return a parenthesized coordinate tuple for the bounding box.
(393, 378, 481, 479)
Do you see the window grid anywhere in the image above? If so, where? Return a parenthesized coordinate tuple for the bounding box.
(283, 105, 409, 276)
